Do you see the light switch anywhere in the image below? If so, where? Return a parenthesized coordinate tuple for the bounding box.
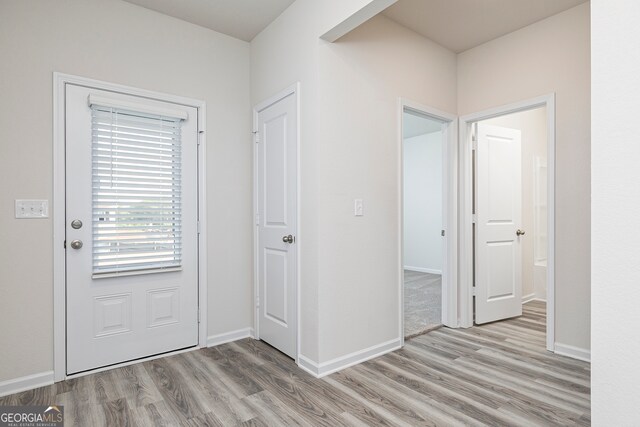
(15, 199, 49, 219)
(354, 199, 364, 216)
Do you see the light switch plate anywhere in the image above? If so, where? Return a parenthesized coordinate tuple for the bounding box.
(354, 199, 364, 216)
(15, 199, 49, 219)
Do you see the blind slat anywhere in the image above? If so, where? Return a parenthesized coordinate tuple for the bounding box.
(92, 104, 183, 275)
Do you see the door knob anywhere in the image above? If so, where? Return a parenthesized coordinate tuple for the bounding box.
(71, 219, 83, 229)
(282, 235, 294, 244)
(70, 239, 83, 249)
(516, 229, 526, 236)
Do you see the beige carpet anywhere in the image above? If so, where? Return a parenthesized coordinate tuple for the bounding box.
(404, 270, 442, 337)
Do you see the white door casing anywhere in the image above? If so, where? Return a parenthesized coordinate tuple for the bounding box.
(475, 123, 523, 324)
(65, 84, 199, 374)
(255, 90, 298, 359)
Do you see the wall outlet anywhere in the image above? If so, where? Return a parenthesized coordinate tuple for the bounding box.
(354, 199, 364, 216)
(15, 199, 49, 219)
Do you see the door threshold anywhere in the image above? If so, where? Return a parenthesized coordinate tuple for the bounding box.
(404, 324, 443, 340)
(64, 345, 198, 381)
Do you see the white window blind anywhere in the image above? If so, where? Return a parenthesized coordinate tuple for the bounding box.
(91, 105, 184, 276)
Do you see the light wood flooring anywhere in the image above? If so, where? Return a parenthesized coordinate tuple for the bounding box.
(0, 301, 590, 426)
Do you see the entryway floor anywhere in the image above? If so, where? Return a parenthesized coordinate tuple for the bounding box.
(0, 301, 589, 426)
(404, 270, 442, 337)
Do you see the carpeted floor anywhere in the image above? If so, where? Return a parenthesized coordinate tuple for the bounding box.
(404, 270, 442, 337)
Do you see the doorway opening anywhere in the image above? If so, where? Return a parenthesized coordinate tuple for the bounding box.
(460, 95, 555, 351)
(402, 109, 445, 337)
(399, 101, 457, 341)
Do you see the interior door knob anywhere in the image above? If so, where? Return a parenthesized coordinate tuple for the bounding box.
(282, 235, 294, 244)
(70, 239, 83, 249)
(516, 229, 526, 236)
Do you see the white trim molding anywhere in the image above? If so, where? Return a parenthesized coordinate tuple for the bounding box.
(53, 72, 208, 383)
(458, 94, 556, 352)
(0, 372, 54, 398)
(554, 343, 591, 363)
(298, 338, 402, 378)
(398, 98, 458, 349)
(207, 328, 255, 348)
(404, 266, 443, 275)
(522, 293, 537, 304)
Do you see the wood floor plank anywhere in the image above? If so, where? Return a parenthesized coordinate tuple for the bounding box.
(110, 364, 163, 408)
(242, 390, 316, 427)
(0, 302, 590, 426)
(144, 357, 207, 421)
(247, 364, 347, 427)
(101, 398, 136, 427)
(131, 400, 183, 427)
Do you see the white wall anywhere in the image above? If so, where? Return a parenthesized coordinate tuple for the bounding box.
(316, 15, 456, 363)
(0, 0, 251, 383)
(253, 7, 457, 365)
(458, 3, 590, 351)
(592, 0, 640, 424)
(403, 131, 443, 273)
(484, 108, 547, 300)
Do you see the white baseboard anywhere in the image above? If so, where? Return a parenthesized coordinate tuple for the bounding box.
(297, 337, 402, 378)
(207, 327, 255, 348)
(522, 294, 547, 304)
(554, 342, 591, 363)
(0, 371, 54, 398)
(404, 266, 442, 275)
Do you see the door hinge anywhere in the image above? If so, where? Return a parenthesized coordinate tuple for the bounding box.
(197, 221, 201, 235)
(63, 240, 66, 249)
(197, 130, 204, 145)
(472, 286, 477, 296)
(255, 213, 260, 226)
(472, 214, 477, 224)
(253, 131, 260, 143)
(255, 296, 260, 308)
(198, 307, 201, 323)
(441, 229, 445, 237)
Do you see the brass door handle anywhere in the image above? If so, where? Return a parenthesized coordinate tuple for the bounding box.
(70, 239, 83, 249)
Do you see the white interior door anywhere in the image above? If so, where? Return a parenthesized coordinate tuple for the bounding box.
(475, 123, 523, 324)
(256, 91, 297, 359)
(65, 84, 199, 374)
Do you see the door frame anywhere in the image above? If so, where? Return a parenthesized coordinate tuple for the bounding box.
(252, 83, 301, 362)
(52, 72, 208, 381)
(458, 93, 556, 352)
(398, 99, 458, 346)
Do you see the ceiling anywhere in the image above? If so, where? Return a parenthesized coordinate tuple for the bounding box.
(122, 0, 295, 42)
(382, 0, 589, 53)
(122, 0, 588, 49)
(403, 110, 442, 139)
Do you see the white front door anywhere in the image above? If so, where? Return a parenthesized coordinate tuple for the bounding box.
(65, 84, 199, 374)
(475, 123, 523, 324)
(256, 90, 297, 359)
